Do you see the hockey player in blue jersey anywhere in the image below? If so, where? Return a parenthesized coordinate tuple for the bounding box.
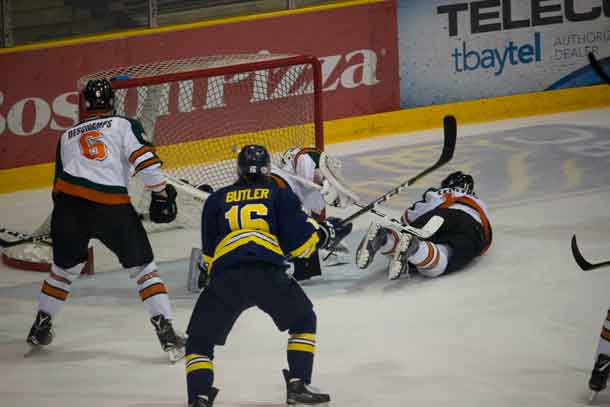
(184, 145, 352, 407)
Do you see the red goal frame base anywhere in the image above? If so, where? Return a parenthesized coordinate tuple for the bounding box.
(2, 247, 95, 275)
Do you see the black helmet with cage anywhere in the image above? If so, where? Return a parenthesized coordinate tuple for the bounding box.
(237, 144, 271, 183)
(441, 171, 474, 194)
(83, 79, 115, 113)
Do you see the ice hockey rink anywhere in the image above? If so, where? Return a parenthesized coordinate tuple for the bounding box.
(1, 107, 609, 407)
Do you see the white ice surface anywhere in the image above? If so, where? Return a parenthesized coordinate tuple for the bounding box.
(1, 108, 609, 407)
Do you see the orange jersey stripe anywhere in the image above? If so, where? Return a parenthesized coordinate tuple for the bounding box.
(54, 179, 131, 205)
(139, 282, 168, 301)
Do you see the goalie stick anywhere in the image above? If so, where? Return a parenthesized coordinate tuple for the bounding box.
(588, 52, 610, 85)
(276, 169, 443, 239)
(339, 115, 457, 226)
(0, 227, 51, 248)
(571, 235, 610, 271)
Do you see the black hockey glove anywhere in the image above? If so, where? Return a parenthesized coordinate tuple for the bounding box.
(318, 217, 353, 250)
(149, 184, 178, 223)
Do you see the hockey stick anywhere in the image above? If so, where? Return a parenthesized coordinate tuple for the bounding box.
(165, 174, 210, 202)
(0, 229, 51, 248)
(275, 167, 444, 239)
(571, 235, 610, 271)
(339, 115, 457, 226)
(588, 52, 610, 85)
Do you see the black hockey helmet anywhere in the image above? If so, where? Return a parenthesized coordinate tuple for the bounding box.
(83, 79, 115, 112)
(441, 171, 474, 194)
(237, 144, 271, 183)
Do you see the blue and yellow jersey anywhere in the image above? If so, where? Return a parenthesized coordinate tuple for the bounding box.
(201, 178, 321, 274)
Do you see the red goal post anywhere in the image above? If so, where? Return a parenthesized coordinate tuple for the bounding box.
(1, 53, 324, 274)
(79, 53, 324, 191)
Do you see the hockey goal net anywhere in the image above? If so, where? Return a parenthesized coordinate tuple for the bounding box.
(2, 53, 323, 272)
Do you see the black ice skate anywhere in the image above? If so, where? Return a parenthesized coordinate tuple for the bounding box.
(26, 310, 54, 347)
(283, 369, 330, 405)
(388, 232, 419, 280)
(589, 353, 610, 402)
(151, 314, 186, 363)
(190, 387, 219, 407)
(355, 222, 388, 269)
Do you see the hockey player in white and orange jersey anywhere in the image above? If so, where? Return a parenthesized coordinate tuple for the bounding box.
(26, 79, 185, 362)
(589, 309, 610, 399)
(356, 171, 492, 280)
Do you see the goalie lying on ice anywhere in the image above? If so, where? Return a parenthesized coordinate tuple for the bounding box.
(355, 171, 492, 280)
(270, 146, 359, 280)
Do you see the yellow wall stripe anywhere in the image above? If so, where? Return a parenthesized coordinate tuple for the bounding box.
(2, 85, 609, 195)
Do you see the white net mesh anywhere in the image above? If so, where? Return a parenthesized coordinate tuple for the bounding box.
(81, 53, 323, 231)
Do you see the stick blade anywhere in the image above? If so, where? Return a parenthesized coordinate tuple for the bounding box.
(441, 115, 457, 165)
(570, 235, 610, 271)
(572, 235, 594, 271)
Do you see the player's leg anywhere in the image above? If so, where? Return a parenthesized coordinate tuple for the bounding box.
(355, 221, 391, 269)
(590, 308, 610, 394)
(252, 264, 330, 404)
(185, 268, 249, 406)
(95, 203, 184, 359)
(27, 193, 91, 346)
(409, 208, 484, 276)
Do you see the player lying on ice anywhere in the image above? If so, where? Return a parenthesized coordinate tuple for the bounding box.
(356, 171, 492, 280)
(185, 145, 352, 406)
(26, 79, 186, 363)
(270, 146, 359, 280)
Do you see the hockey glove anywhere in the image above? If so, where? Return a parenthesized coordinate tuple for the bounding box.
(149, 184, 178, 223)
(318, 217, 353, 250)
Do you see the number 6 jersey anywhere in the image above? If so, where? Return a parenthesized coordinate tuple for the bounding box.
(53, 115, 165, 204)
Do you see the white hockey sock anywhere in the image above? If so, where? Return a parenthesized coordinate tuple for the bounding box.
(409, 241, 450, 278)
(595, 308, 610, 358)
(38, 262, 83, 317)
(133, 263, 172, 319)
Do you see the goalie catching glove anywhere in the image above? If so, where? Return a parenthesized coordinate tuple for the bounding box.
(317, 217, 353, 250)
(149, 184, 178, 223)
(319, 153, 360, 208)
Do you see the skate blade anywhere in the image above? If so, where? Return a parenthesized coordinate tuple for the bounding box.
(589, 390, 599, 404)
(167, 346, 186, 364)
(24, 344, 46, 358)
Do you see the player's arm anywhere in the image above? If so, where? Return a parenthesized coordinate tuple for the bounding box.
(277, 188, 351, 258)
(122, 117, 177, 223)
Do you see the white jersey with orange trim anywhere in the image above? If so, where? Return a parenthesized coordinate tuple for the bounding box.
(274, 149, 325, 216)
(404, 187, 490, 230)
(53, 115, 165, 205)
